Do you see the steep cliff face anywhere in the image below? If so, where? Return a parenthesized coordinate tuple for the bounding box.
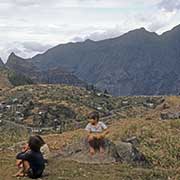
(6, 25, 180, 95)
(6, 53, 86, 87)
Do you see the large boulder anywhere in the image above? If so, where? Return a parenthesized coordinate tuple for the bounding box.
(58, 139, 149, 166)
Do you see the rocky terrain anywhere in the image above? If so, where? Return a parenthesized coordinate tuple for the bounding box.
(0, 84, 172, 133)
(0, 84, 180, 179)
(5, 24, 180, 96)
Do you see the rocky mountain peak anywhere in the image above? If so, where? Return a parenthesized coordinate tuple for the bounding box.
(6, 52, 28, 69)
(84, 39, 94, 43)
(7, 52, 21, 63)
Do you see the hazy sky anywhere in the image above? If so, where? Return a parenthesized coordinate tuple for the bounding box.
(1, 0, 180, 62)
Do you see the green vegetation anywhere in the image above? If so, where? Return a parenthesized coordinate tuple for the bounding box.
(8, 72, 34, 86)
(0, 124, 28, 148)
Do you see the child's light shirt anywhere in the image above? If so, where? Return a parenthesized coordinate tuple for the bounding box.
(40, 144, 50, 160)
(85, 121, 107, 133)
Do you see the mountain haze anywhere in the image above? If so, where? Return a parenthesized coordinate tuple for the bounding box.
(6, 25, 180, 95)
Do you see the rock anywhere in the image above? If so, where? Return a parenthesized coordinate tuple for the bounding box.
(160, 111, 180, 120)
(58, 139, 149, 166)
(122, 136, 139, 146)
(121, 101, 130, 106)
(162, 103, 170, 109)
(143, 102, 155, 109)
(114, 141, 148, 166)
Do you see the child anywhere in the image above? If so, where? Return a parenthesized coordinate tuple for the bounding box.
(35, 135, 50, 163)
(15, 136, 45, 179)
(85, 111, 109, 156)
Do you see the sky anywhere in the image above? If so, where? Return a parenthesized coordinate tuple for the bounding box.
(0, 0, 180, 62)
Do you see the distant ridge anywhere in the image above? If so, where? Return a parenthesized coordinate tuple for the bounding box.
(6, 24, 180, 95)
(6, 52, 87, 87)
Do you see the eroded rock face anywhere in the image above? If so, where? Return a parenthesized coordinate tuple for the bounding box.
(161, 111, 180, 120)
(59, 139, 149, 166)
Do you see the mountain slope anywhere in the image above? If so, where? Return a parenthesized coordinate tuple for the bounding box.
(6, 25, 180, 95)
(0, 69, 13, 89)
(6, 53, 86, 87)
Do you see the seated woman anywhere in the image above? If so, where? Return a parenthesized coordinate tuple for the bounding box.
(85, 111, 109, 156)
(15, 136, 45, 179)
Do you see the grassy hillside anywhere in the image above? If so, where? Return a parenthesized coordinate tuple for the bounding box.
(0, 118, 180, 179)
(0, 85, 180, 179)
(0, 84, 168, 130)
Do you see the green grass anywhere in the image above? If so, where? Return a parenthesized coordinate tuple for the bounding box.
(0, 156, 178, 180)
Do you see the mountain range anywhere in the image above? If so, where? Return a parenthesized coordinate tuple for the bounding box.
(5, 52, 86, 87)
(3, 24, 180, 95)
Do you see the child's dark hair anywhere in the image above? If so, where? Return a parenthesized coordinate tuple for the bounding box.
(88, 111, 99, 121)
(28, 136, 42, 152)
(35, 135, 45, 146)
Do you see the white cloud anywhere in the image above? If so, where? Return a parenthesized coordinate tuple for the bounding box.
(72, 26, 124, 42)
(0, 41, 53, 61)
(0, 0, 180, 62)
(158, 0, 180, 12)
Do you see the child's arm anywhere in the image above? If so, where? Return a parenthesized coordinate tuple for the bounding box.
(16, 150, 30, 161)
(101, 129, 109, 137)
(94, 130, 108, 139)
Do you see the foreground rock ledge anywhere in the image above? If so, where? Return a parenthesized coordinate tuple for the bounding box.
(57, 139, 149, 166)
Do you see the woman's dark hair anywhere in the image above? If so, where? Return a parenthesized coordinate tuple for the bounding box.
(35, 135, 45, 146)
(28, 136, 42, 152)
(88, 111, 99, 121)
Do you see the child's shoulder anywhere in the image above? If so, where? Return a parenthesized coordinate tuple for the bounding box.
(86, 122, 92, 126)
(98, 121, 105, 124)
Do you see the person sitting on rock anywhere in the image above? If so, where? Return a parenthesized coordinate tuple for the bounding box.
(85, 111, 109, 156)
(15, 136, 45, 178)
